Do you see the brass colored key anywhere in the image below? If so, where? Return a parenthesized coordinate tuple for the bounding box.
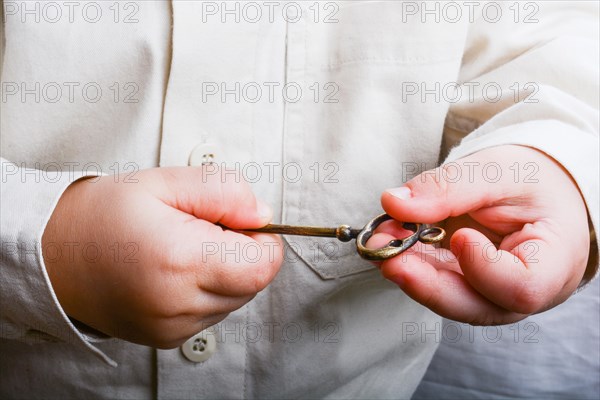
(231, 214, 445, 261)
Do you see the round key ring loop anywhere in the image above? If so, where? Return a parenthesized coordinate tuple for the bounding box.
(356, 214, 446, 261)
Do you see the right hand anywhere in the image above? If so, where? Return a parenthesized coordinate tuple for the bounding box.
(42, 166, 283, 348)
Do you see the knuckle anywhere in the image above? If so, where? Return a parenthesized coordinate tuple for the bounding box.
(436, 165, 454, 196)
(483, 311, 528, 326)
(243, 258, 276, 293)
(218, 240, 282, 294)
(212, 263, 259, 295)
(410, 166, 450, 197)
(146, 294, 184, 320)
(420, 292, 439, 312)
(510, 280, 546, 314)
(466, 315, 491, 326)
(142, 267, 194, 319)
(251, 261, 275, 292)
(257, 243, 284, 288)
(153, 335, 187, 349)
(144, 318, 198, 349)
(161, 245, 187, 276)
(244, 257, 280, 293)
(141, 323, 183, 349)
(419, 278, 442, 312)
(219, 164, 250, 187)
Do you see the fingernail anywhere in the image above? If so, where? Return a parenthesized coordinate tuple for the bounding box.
(257, 199, 273, 221)
(385, 187, 412, 200)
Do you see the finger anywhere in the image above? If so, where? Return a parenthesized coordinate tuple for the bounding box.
(373, 219, 415, 238)
(147, 267, 255, 318)
(381, 253, 527, 325)
(423, 247, 461, 273)
(151, 312, 233, 349)
(192, 291, 255, 317)
(193, 312, 231, 333)
(366, 232, 398, 250)
(370, 220, 437, 259)
(156, 166, 273, 229)
(451, 225, 578, 314)
(189, 221, 284, 296)
(366, 232, 398, 267)
(367, 232, 461, 273)
(441, 214, 504, 248)
(371, 219, 461, 272)
(381, 156, 517, 224)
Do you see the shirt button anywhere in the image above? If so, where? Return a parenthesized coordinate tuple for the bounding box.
(189, 143, 219, 166)
(181, 330, 217, 363)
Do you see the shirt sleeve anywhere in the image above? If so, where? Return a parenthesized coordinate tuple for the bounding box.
(0, 158, 116, 366)
(442, 1, 599, 285)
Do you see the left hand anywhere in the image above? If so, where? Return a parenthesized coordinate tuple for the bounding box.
(374, 145, 591, 325)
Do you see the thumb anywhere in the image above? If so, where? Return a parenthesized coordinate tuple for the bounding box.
(381, 160, 511, 224)
(153, 166, 273, 229)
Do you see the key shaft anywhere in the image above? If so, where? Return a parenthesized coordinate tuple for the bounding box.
(241, 224, 362, 242)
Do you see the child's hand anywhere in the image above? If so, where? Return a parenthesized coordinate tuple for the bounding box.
(42, 167, 283, 348)
(377, 145, 591, 325)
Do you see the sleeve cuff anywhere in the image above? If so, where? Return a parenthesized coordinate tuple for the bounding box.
(0, 160, 116, 366)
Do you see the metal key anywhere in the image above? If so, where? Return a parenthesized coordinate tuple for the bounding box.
(229, 213, 445, 261)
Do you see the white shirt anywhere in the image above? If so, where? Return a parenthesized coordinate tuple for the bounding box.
(1, 1, 598, 398)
